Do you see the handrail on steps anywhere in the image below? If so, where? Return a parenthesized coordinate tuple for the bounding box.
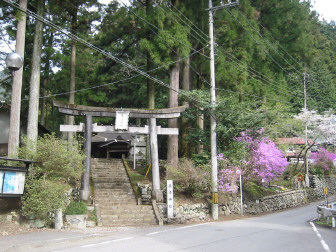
(121, 155, 163, 225)
(121, 155, 142, 205)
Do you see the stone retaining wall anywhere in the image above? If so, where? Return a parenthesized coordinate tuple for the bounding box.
(154, 176, 336, 222)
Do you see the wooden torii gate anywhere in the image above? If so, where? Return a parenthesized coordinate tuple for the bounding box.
(53, 101, 186, 202)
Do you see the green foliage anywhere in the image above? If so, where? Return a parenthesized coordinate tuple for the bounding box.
(19, 135, 85, 224)
(21, 179, 69, 222)
(165, 158, 211, 199)
(18, 134, 85, 184)
(64, 201, 88, 215)
(191, 151, 211, 166)
(89, 208, 98, 223)
(310, 167, 325, 178)
(243, 181, 274, 200)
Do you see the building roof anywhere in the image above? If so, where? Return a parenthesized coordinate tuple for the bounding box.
(277, 137, 314, 145)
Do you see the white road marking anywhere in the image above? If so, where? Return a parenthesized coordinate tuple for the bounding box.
(145, 223, 209, 236)
(310, 221, 331, 252)
(80, 237, 134, 248)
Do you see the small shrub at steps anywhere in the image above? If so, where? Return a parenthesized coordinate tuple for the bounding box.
(21, 179, 69, 225)
(165, 158, 211, 199)
(64, 201, 88, 215)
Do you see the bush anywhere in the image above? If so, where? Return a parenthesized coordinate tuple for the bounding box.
(18, 134, 85, 184)
(18, 134, 85, 225)
(64, 201, 88, 215)
(165, 158, 211, 198)
(21, 179, 69, 223)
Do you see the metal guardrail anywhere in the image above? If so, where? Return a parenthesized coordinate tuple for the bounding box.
(317, 201, 336, 228)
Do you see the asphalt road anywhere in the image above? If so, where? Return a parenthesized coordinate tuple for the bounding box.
(1, 199, 335, 252)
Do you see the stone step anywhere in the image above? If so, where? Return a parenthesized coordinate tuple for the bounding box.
(97, 199, 137, 205)
(101, 214, 156, 221)
(95, 194, 136, 199)
(93, 177, 130, 181)
(94, 183, 132, 187)
(93, 181, 132, 186)
(100, 209, 154, 215)
(95, 197, 137, 203)
(98, 204, 153, 210)
(95, 192, 135, 197)
(91, 158, 157, 226)
(95, 191, 134, 196)
(101, 219, 157, 226)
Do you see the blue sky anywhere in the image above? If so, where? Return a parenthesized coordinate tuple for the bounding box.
(99, 0, 336, 23)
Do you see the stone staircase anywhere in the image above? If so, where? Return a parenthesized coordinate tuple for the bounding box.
(91, 158, 157, 226)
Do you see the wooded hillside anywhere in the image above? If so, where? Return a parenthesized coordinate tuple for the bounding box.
(0, 0, 335, 158)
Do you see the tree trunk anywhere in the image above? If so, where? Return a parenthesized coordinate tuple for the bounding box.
(67, 8, 78, 142)
(146, 0, 155, 110)
(8, 0, 27, 158)
(40, 78, 47, 126)
(181, 57, 190, 157)
(146, 0, 154, 167)
(40, 32, 53, 127)
(27, 0, 45, 149)
(167, 61, 179, 168)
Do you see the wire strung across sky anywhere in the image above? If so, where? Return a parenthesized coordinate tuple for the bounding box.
(162, 2, 306, 101)
(164, 2, 305, 97)
(3, 0, 308, 111)
(3, 0, 210, 107)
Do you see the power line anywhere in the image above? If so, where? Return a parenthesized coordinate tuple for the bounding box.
(165, 2, 209, 44)
(225, 8, 292, 76)
(4, 1, 182, 95)
(234, 7, 303, 75)
(23, 45, 208, 100)
(215, 87, 293, 106)
(125, 1, 210, 59)
(162, 2, 304, 96)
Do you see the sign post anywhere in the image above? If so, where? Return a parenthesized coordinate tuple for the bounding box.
(236, 168, 243, 216)
(167, 180, 174, 218)
(324, 186, 328, 206)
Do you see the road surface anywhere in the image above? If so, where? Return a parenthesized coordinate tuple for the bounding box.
(1, 199, 335, 252)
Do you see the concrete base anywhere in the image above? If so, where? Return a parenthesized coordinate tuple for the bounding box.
(79, 189, 90, 201)
(211, 203, 218, 220)
(152, 189, 163, 202)
(65, 214, 88, 229)
(54, 208, 63, 229)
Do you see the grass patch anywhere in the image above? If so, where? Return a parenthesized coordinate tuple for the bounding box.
(315, 218, 334, 228)
(243, 181, 276, 200)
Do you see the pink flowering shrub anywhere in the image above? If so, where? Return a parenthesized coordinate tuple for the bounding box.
(218, 129, 289, 193)
(218, 162, 239, 193)
(309, 148, 336, 174)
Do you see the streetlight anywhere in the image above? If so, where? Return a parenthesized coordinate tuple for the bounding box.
(0, 53, 23, 83)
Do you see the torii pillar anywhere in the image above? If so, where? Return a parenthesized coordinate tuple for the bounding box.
(149, 118, 162, 201)
(80, 114, 92, 201)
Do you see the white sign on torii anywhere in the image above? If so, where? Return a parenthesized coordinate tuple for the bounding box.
(115, 111, 129, 130)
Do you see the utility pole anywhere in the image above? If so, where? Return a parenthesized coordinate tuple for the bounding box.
(208, 0, 239, 220)
(303, 71, 309, 187)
